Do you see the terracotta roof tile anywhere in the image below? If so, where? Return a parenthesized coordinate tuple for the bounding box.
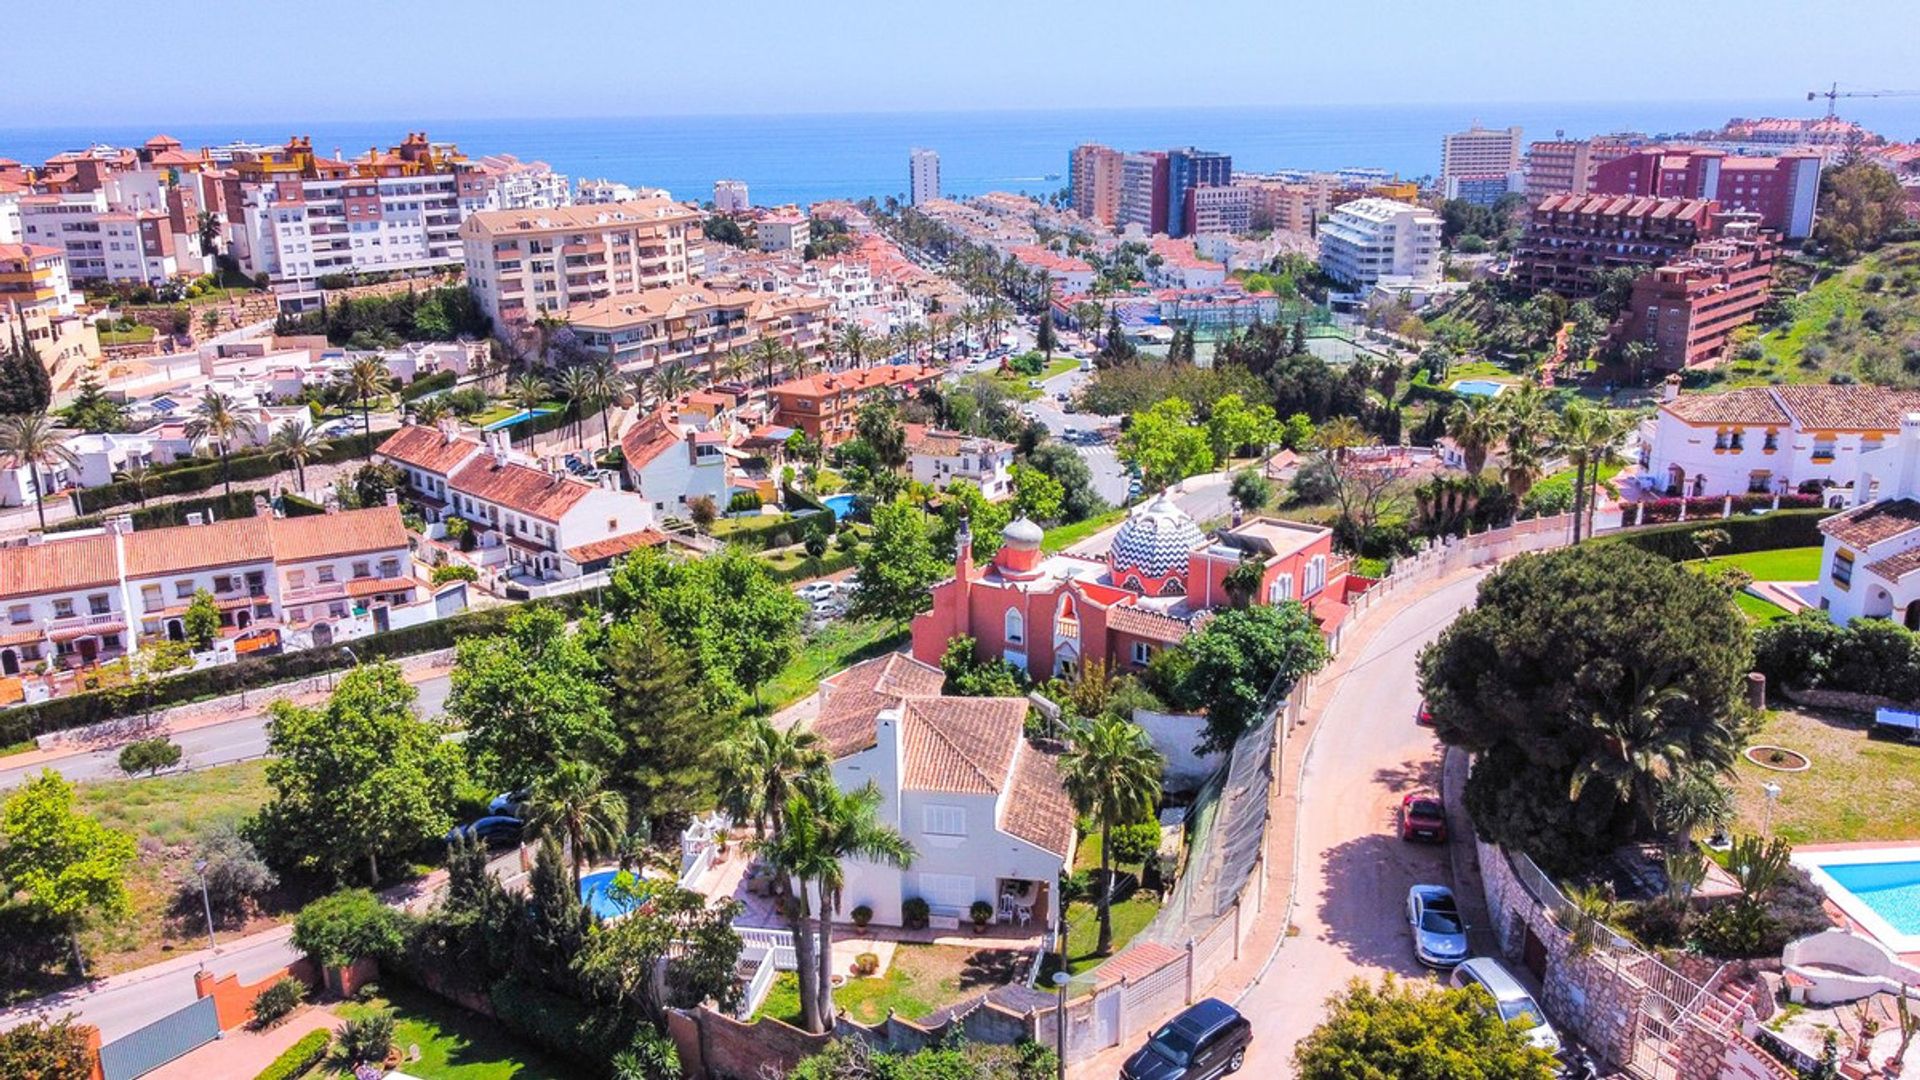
(812, 652, 946, 758)
(269, 507, 410, 563)
(563, 528, 668, 564)
(125, 517, 274, 576)
(0, 534, 119, 600)
(1769, 385, 1920, 432)
(1000, 741, 1076, 857)
(448, 457, 596, 522)
(376, 424, 484, 476)
(1106, 604, 1193, 644)
(1661, 388, 1788, 426)
(1864, 547, 1920, 582)
(898, 696, 1026, 794)
(1820, 499, 1920, 548)
(770, 364, 941, 402)
(619, 409, 683, 472)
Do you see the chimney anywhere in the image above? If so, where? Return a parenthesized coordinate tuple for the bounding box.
(106, 514, 134, 536)
(686, 429, 698, 465)
(1662, 374, 1681, 403)
(185, 511, 204, 526)
(25, 531, 43, 546)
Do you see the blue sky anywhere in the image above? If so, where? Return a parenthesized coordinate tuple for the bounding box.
(3, 0, 1917, 125)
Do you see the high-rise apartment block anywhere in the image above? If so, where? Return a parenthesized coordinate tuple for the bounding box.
(909, 148, 941, 206)
(1523, 136, 1644, 199)
(713, 179, 750, 212)
(1165, 148, 1231, 239)
(1316, 197, 1442, 290)
(1590, 148, 1822, 239)
(1619, 217, 1777, 371)
(1069, 144, 1124, 226)
(1514, 194, 1718, 299)
(1441, 124, 1523, 206)
(1187, 185, 1252, 236)
(459, 200, 701, 331)
(1119, 152, 1169, 235)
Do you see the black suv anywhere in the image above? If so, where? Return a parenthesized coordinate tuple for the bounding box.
(1119, 998, 1251, 1079)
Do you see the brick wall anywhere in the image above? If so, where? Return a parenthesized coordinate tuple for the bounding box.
(193, 957, 319, 1030)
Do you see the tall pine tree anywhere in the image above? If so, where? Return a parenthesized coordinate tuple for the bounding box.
(600, 612, 729, 832)
(0, 326, 52, 416)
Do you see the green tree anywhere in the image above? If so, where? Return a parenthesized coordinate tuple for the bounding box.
(717, 715, 826, 840)
(185, 390, 244, 496)
(849, 499, 947, 625)
(855, 400, 908, 473)
(1036, 306, 1057, 360)
(1204, 393, 1281, 461)
(182, 588, 222, 650)
(1060, 715, 1163, 956)
(574, 876, 744, 1026)
(1120, 397, 1215, 490)
(60, 373, 127, 433)
(0, 412, 81, 531)
(0, 325, 52, 416)
(1177, 604, 1330, 754)
(1294, 976, 1558, 1080)
(194, 821, 276, 916)
(759, 782, 914, 1031)
(1444, 396, 1501, 477)
(523, 759, 628, 890)
(259, 662, 460, 883)
(599, 546, 805, 710)
(447, 606, 612, 790)
(337, 355, 391, 452)
(0, 1017, 96, 1080)
(1026, 442, 1107, 523)
(268, 417, 329, 494)
(1558, 402, 1631, 543)
(1417, 545, 1750, 870)
(290, 887, 402, 967)
(600, 612, 730, 825)
(116, 736, 181, 777)
(1009, 461, 1065, 524)
(1229, 468, 1272, 512)
(0, 771, 137, 974)
(1814, 161, 1911, 260)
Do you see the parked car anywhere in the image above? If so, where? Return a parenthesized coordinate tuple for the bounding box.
(487, 789, 527, 816)
(1416, 700, 1435, 726)
(1399, 791, 1448, 842)
(1406, 884, 1470, 967)
(447, 815, 523, 847)
(795, 581, 836, 601)
(1450, 957, 1562, 1055)
(1120, 998, 1250, 1080)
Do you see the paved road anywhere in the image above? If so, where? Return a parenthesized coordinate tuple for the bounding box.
(0, 674, 452, 789)
(1235, 571, 1491, 1074)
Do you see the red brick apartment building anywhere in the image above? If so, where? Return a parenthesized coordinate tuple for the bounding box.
(768, 364, 943, 447)
(1618, 219, 1776, 371)
(1514, 194, 1719, 299)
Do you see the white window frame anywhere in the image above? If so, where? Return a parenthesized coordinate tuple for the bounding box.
(1268, 574, 1293, 604)
(1004, 608, 1024, 645)
(922, 804, 967, 837)
(1131, 641, 1152, 666)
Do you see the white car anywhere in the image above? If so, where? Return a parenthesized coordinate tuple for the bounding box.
(795, 582, 835, 601)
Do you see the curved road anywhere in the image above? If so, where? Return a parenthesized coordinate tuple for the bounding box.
(1235, 570, 1490, 1073)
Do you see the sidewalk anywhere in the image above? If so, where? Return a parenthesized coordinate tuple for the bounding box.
(1070, 564, 1486, 1077)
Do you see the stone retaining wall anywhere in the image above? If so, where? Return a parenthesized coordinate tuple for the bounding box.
(1780, 685, 1915, 714)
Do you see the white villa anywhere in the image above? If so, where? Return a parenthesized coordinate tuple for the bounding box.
(620, 406, 734, 515)
(1815, 412, 1920, 628)
(905, 426, 1015, 501)
(1644, 379, 1920, 500)
(808, 653, 1075, 929)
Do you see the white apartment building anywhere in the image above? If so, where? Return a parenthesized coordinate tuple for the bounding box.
(1441, 124, 1524, 184)
(459, 199, 701, 332)
(18, 189, 199, 284)
(1815, 414, 1920, 627)
(713, 179, 750, 212)
(620, 407, 732, 514)
(907, 427, 1014, 500)
(1645, 381, 1920, 500)
(1188, 185, 1252, 236)
(909, 148, 941, 206)
(0, 506, 418, 675)
(577, 178, 671, 204)
(1317, 197, 1442, 290)
(0, 185, 21, 244)
(474, 154, 571, 210)
(757, 213, 809, 254)
(564, 283, 829, 378)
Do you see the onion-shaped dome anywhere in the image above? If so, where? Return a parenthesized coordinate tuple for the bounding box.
(1002, 516, 1044, 549)
(1108, 494, 1202, 579)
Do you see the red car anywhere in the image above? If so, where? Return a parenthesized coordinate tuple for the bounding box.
(1416, 701, 1435, 727)
(1400, 792, 1448, 843)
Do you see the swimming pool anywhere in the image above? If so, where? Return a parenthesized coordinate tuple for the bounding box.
(1451, 379, 1508, 399)
(823, 493, 858, 520)
(579, 868, 630, 920)
(1796, 847, 1920, 950)
(481, 407, 555, 432)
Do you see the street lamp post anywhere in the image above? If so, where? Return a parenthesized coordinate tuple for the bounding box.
(1052, 971, 1070, 1080)
(194, 859, 216, 950)
(1762, 781, 1783, 838)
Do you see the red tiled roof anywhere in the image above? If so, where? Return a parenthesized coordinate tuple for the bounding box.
(375, 424, 484, 475)
(619, 408, 682, 471)
(1106, 604, 1192, 644)
(0, 534, 118, 599)
(897, 696, 1026, 794)
(770, 364, 941, 401)
(563, 529, 668, 565)
(125, 517, 274, 576)
(269, 507, 410, 563)
(1001, 741, 1076, 857)
(1864, 548, 1920, 583)
(448, 457, 596, 522)
(1820, 499, 1920, 548)
(1769, 385, 1920, 432)
(813, 652, 947, 758)
(1662, 388, 1789, 426)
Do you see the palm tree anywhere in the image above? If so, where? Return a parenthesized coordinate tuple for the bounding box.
(721, 349, 754, 386)
(0, 413, 81, 529)
(185, 391, 244, 496)
(1444, 397, 1502, 477)
(760, 781, 913, 1031)
(268, 417, 330, 494)
(1496, 385, 1554, 506)
(507, 372, 548, 425)
(112, 458, 154, 507)
(656, 364, 696, 404)
(720, 718, 826, 840)
(523, 759, 629, 890)
(554, 366, 596, 448)
(753, 335, 788, 389)
(1557, 402, 1633, 542)
(583, 361, 622, 449)
(1059, 714, 1164, 956)
(1567, 681, 1726, 826)
(409, 398, 451, 426)
(896, 323, 926, 364)
(627, 368, 656, 411)
(339, 356, 391, 454)
(838, 325, 869, 370)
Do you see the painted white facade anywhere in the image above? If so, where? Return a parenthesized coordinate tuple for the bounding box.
(908, 432, 1014, 500)
(1815, 414, 1920, 627)
(1645, 383, 1920, 500)
(1317, 197, 1442, 289)
(909, 148, 941, 206)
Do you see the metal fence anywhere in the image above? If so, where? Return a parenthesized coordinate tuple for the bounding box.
(97, 996, 217, 1080)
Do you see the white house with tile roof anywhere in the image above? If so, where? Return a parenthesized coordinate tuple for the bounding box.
(1816, 413, 1920, 628)
(905, 425, 1014, 500)
(619, 406, 733, 515)
(810, 653, 1075, 929)
(1646, 380, 1920, 500)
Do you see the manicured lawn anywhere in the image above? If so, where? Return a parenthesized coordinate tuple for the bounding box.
(98, 325, 157, 346)
(1529, 460, 1628, 505)
(756, 944, 1017, 1025)
(1444, 359, 1520, 382)
(331, 984, 571, 1079)
(1041, 507, 1130, 553)
(1732, 708, 1920, 845)
(756, 618, 908, 713)
(1733, 591, 1792, 624)
(1056, 896, 1161, 978)
(1702, 546, 1824, 582)
(71, 761, 294, 975)
(989, 356, 1078, 401)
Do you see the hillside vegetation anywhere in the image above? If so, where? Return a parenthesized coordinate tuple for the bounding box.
(1711, 242, 1920, 389)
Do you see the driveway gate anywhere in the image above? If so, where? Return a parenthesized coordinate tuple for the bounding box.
(98, 996, 218, 1080)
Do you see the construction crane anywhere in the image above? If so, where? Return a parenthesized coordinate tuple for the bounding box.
(1808, 82, 1920, 118)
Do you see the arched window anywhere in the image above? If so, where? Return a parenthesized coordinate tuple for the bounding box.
(1268, 574, 1293, 605)
(1005, 608, 1024, 644)
(1306, 555, 1326, 595)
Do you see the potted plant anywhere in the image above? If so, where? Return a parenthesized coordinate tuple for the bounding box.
(851, 905, 872, 930)
(852, 952, 879, 977)
(902, 897, 930, 930)
(971, 900, 994, 934)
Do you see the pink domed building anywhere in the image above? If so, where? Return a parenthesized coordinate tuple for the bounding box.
(910, 493, 1365, 679)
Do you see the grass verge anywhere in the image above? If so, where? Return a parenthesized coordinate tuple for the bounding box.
(755, 944, 1017, 1026)
(756, 618, 908, 713)
(1732, 708, 1920, 845)
(331, 983, 571, 1079)
(1041, 507, 1130, 553)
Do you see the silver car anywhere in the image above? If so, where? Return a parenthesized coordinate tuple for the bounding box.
(1407, 884, 1469, 967)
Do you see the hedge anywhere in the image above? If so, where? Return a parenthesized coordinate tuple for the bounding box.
(1633, 492, 1822, 525)
(73, 430, 396, 514)
(51, 491, 260, 534)
(0, 591, 598, 747)
(279, 492, 327, 517)
(708, 512, 806, 551)
(398, 369, 459, 401)
(762, 544, 860, 585)
(486, 976, 634, 1074)
(254, 1028, 331, 1080)
(1594, 507, 1834, 562)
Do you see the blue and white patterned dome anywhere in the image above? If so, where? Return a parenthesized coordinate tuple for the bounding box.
(1109, 493, 1203, 579)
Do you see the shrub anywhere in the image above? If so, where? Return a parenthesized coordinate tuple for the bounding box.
(429, 563, 478, 586)
(1692, 898, 1770, 958)
(117, 736, 182, 776)
(852, 951, 880, 976)
(1596, 508, 1833, 563)
(291, 889, 403, 967)
(727, 490, 763, 513)
(851, 904, 872, 929)
(336, 1008, 395, 1065)
(249, 977, 306, 1030)
(1755, 610, 1920, 698)
(612, 1028, 681, 1080)
(487, 976, 636, 1071)
(970, 900, 994, 926)
(1006, 351, 1045, 376)
(0, 1017, 94, 1080)
(398, 369, 459, 401)
(253, 1028, 331, 1080)
(196, 821, 277, 914)
(1106, 820, 1162, 867)
(902, 896, 930, 929)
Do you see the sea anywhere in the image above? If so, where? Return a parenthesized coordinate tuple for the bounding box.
(4, 99, 1920, 208)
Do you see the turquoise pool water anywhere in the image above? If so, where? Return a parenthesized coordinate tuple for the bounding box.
(579, 869, 627, 920)
(1451, 379, 1508, 398)
(823, 493, 858, 520)
(1825, 862, 1920, 935)
(482, 407, 555, 432)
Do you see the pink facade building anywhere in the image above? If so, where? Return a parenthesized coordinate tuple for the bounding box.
(911, 496, 1362, 679)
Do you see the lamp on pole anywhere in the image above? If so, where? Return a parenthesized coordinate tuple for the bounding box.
(1052, 970, 1070, 1080)
(1762, 781, 1783, 838)
(194, 859, 216, 950)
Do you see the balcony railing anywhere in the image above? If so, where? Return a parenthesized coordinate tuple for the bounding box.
(45, 611, 126, 634)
